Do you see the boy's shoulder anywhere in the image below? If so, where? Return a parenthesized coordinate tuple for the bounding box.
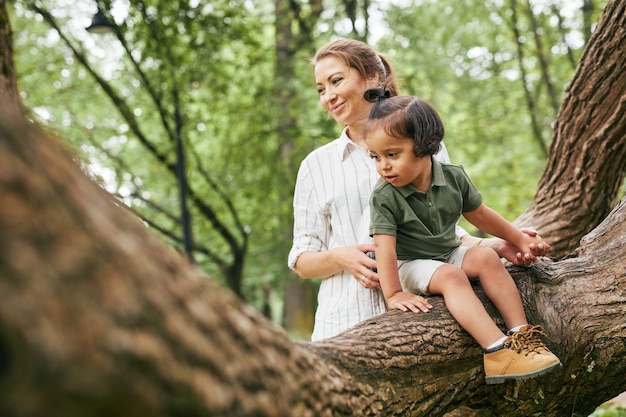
(437, 161, 470, 177)
(371, 178, 416, 204)
(372, 176, 392, 194)
(436, 159, 464, 170)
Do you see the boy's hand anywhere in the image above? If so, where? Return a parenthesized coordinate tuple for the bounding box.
(491, 228, 551, 265)
(387, 292, 433, 313)
(515, 232, 550, 263)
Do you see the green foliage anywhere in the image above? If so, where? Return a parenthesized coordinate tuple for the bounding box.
(588, 407, 626, 417)
(10, 0, 610, 314)
(376, 0, 607, 233)
(13, 0, 276, 292)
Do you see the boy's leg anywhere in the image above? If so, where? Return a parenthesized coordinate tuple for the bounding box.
(458, 247, 562, 383)
(427, 264, 505, 349)
(426, 263, 561, 384)
(399, 256, 561, 384)
(460, 246, 527, 330)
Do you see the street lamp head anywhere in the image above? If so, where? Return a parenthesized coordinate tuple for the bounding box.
(86, 10, 115, 34)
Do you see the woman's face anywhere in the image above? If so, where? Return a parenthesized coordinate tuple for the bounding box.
(314, 56, 376, 128)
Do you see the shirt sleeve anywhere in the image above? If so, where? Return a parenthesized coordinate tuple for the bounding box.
(287, 159, 329, 270)
(369, 184, 398, 237)
(458, 165, 483, 212)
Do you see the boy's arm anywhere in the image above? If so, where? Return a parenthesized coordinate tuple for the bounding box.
(463, 204, 547, 257)
(373, 234, 433, 313)
(373, 234, 403, 300)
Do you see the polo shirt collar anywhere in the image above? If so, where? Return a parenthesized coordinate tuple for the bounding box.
(395, 157, 447, 197)
(431, 158, 447, 187)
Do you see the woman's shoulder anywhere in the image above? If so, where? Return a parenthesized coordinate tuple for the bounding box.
(300, 135, 349, 165)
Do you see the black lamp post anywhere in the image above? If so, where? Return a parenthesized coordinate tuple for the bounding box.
(86, 9, 115, 34)
(86, 7, 194, 262)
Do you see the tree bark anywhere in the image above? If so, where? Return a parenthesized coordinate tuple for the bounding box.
(0, 0, 22, 113)
(1, 0, 625, 416)
(1, 92, 625, 416)
(515, 0, 626, 258)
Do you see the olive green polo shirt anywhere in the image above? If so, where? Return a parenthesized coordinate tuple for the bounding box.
(369, 159, 482, 261)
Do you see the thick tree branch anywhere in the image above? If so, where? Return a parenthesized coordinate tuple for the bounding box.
(1, 96, 624, 417)
(517, 0, 626, 257)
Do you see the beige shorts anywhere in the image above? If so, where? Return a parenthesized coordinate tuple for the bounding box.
(397, 246, 469, 295)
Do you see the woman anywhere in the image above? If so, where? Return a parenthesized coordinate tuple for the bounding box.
(288, 39, 547, 341)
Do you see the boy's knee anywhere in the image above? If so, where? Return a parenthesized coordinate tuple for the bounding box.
(433, 264, 467, 285)
(472, 246, 502, 265)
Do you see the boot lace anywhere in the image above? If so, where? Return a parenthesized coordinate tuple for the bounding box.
(505, 325, 549, 355)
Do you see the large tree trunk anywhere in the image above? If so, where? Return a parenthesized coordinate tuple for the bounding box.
(0, 0, 22, 113)
(1, 101, 625, 417)
(1, 0, 625, 416)
(274, 0, 322, 337)
(515, 0, 626, 258)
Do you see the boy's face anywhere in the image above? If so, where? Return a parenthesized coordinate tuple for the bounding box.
(366, 127, 430, 188)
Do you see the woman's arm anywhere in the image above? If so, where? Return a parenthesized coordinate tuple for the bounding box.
(372, 235, 402, 300)
(293, 244, 378, 284)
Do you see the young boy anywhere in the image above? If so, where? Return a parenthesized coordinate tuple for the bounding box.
(363, 90, 561, 384)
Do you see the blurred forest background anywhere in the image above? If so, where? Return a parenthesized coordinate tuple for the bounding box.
(9, 0, 610, 339)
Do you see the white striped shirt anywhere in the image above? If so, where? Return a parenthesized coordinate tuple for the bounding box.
(288, 128, 452, 341)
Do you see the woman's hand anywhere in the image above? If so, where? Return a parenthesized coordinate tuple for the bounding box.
(387, 292, 433, 312)
(333, 244, 381, 288)
(294, 244, 380, 284)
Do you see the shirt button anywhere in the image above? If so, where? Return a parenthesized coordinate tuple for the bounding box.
(428, 202, 433, 207)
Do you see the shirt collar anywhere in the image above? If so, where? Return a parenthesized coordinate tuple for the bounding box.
(395, 157, 447, 197)
(336, 127, 365, 161)
(431, 158, 447, 187)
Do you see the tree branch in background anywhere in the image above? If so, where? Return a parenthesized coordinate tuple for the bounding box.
(0, 0, 23, 113)
(524, 0, 560, 115)
(27, 1, 251, 296)
(550, 3, 579, 70)
(506, 0, 548, 156)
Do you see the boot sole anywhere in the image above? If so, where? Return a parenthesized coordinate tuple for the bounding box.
(485, 360, 562, 385)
